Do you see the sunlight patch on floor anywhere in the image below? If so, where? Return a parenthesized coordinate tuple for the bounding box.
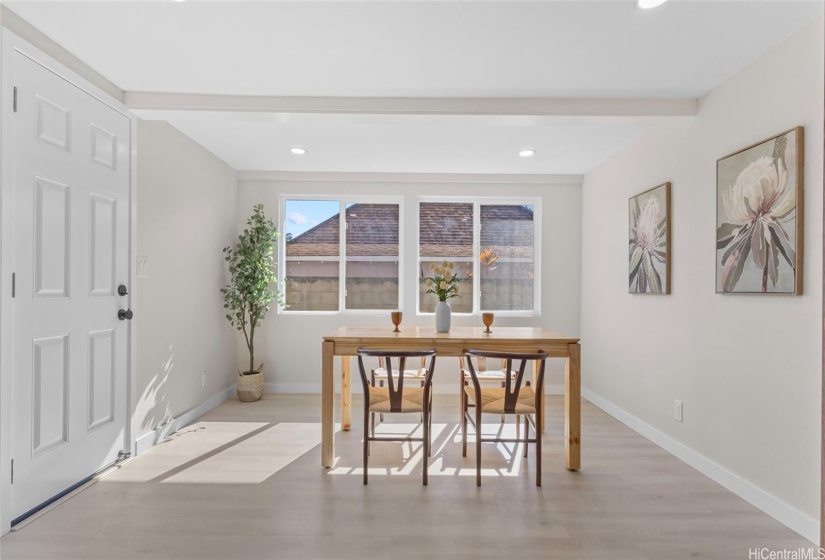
(103, 421, 269, 483)
(103, 422, 326, 484)
(328, 422, 528, 478)
(162, 423, 321, 484)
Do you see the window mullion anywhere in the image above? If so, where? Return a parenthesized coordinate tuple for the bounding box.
(340, 199, 346, 311)
(473, 201, 481, 314)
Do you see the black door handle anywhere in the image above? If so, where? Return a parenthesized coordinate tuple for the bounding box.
(118, 309, 133, 321)
(118, 285, 129, 296)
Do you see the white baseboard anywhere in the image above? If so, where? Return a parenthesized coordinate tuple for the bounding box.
(135, 385, 236, 455)
(265, 383, 565, 395)
(582, 387, 819, 544)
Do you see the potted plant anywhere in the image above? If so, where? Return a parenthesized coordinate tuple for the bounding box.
(221, 204, 284, 402)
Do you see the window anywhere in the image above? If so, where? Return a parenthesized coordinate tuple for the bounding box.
(345, 203, 400, 310)
(418, 199, 539, 315)
(418, 203, 474, 313)
(479, 204, 535, 312)
(282, 198, 401, 312)
(284, 200, 340, 312)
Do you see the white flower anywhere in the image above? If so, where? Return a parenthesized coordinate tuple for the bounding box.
(723, 156, 793, 225)
(634, 197, 662, 251)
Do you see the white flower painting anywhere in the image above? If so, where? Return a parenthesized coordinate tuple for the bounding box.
(629, 183, 671, 294)
(716, 128, 803, 294)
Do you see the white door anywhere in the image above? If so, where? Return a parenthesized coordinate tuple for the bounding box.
(10, 52, 131, 521)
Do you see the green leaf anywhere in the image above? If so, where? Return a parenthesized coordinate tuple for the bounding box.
(722, 235, 751, 292)
(750, 219, 767, 269)
(642, 251, 662, 293)
(629, 246, 643, 286)
(721, 222, 753, 266)
(767, 221, 795, 270)
(769, 239, 779, 287)
(716, 223, 740, 249)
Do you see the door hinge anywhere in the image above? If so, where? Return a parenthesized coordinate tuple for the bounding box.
(10, 459, 13, 484)
(11, 273, 15, 298)
(13, 87, 17, 112)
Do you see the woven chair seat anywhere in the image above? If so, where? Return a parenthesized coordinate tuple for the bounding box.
(461, 369, 515, 381)
(369, 387, 427, 413)
(373, 367, 425, 379)
(464, 386, 537, 415)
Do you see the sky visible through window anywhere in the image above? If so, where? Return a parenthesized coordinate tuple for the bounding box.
(284, 200, 339, 238)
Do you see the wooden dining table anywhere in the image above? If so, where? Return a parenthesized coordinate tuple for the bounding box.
(321, 325, 581, 470)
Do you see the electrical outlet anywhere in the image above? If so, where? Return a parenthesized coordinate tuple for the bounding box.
(201, 370, 206, 388)
(674, 400, 683, 423)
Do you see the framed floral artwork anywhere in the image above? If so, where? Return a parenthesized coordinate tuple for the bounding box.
(716, 127, 803, 294)
(629, 182, 671, 294)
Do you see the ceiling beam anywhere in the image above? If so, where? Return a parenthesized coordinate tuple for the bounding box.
(236, 171, 583, 184)
(124, 92, 698, 117)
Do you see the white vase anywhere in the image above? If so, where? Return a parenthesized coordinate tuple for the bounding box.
(435, 300, 452, 333)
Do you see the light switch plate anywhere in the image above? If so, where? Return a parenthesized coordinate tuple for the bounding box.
(137, 256, 149, 278)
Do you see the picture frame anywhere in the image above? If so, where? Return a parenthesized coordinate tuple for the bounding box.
(716, 127, 804, 294)
(629, 182, 671, 294)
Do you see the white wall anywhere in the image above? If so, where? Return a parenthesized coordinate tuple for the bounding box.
(0, 6, 123, 102)
(580, 17, 823, 539)
(235, 173, 582, 394)
(136, 120, 238, 439)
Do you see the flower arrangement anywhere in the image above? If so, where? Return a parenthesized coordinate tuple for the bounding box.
(424, 261, 460, 302)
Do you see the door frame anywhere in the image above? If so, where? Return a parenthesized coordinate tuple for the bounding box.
(0, 29, 138, 536)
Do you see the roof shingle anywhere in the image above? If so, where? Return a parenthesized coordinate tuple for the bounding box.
(286, 202, 533, 258)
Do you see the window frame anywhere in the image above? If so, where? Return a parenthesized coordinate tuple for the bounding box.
(416, 196, 541, 318)
(278, 194, 404, 315)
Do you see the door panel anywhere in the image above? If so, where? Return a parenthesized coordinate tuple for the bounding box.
(33, 177, 71, 298)
(89, 194, 116, 297)
(90, 124, 117, 171)
(11, 52, 131, 521)
(31, 335, 69, 455)
(34, 94, 71, 153)
(88, 329, 115, 432)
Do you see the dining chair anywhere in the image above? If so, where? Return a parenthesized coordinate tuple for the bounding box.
(371, 355, 427, 436)
(357, 349, 437, 485)
(461, 349, 547, 487)
(458, 355, 520, 428)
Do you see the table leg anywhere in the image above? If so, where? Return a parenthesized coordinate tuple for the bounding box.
(533, 359, 546, 433)
(341, 356, 351, 431)
(565, 342, 581, 470)
(322, 341, 335, 468)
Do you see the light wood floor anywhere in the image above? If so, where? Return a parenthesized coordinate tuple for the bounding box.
(0, 395, 812, 559)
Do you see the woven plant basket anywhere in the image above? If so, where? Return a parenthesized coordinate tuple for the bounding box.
(237, 366, 264, 402)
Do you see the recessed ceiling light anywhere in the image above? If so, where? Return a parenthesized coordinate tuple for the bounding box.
(519, 149, 536, 158)
(638, 0, 668, 9)
(290, 147, 307, 155)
